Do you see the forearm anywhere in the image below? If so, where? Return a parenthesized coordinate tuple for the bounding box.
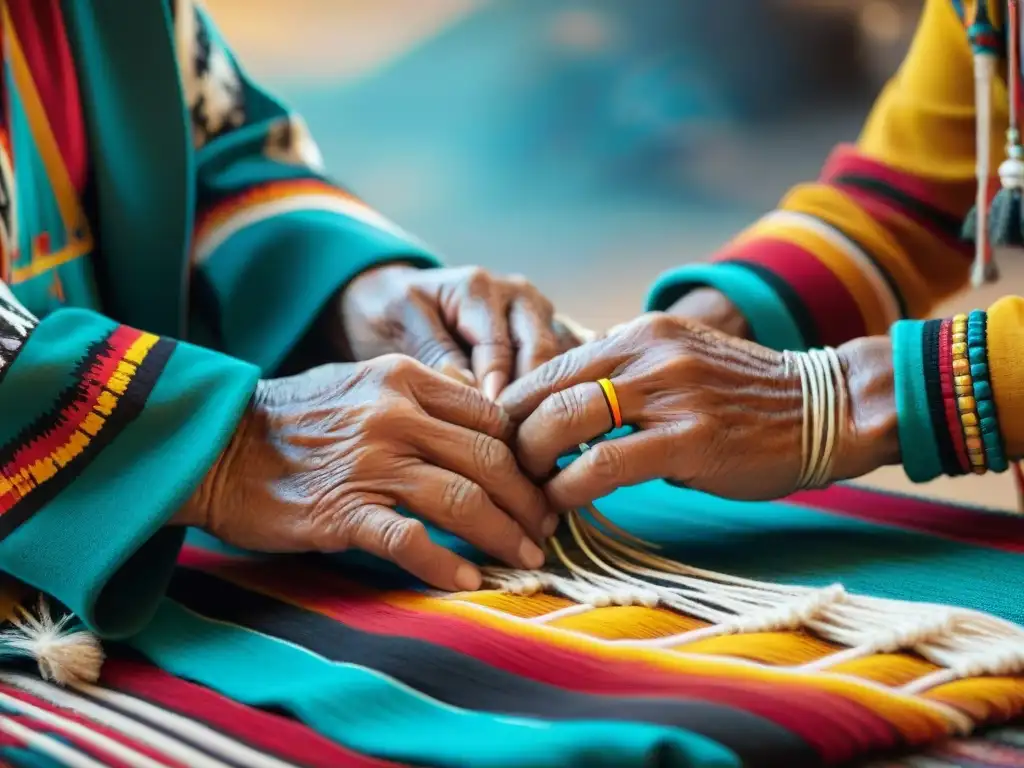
(859, 299, 1023, 486)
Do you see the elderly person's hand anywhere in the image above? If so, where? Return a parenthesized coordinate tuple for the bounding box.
(177, 355, 556, 591)
(334, 264, 584, 400)
(498, 314, 900, 509)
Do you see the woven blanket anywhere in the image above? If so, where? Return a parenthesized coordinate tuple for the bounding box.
(1, 482, 1023, 767)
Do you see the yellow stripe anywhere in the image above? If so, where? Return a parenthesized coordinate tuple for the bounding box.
(190, 556, 959, 742)
(10, 238, 91, 284)
(735, 217, 893, 336)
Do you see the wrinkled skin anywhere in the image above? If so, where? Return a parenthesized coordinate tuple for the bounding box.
(181, 355, 558, 592)
(499, 313, 900, 511)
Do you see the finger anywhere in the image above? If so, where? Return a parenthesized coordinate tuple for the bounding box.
(515, 379, 624, 479)
(392, 464, 547, 570)
(497, 337, 625, 422)
(545, 429, 677, 510)
(453, 283, 513, 400)
(342, 505, 483, 592)
(509, 295, 561, 380)
(405, 363, 514, 442)
(406, 418, 558, 541)
(399, 293, 475, 384)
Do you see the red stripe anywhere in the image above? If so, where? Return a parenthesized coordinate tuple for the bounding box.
(719, 237, 867, 346)
(177, 548, 905, 765)
(0, 325, 142, 513)
(820, 145, 972, 218)
(939, 320, 971, 474)
(788, 485, 1024, 552)
(101, 658, 402, 768)
(0, 685, 174, 767)
(5, 0, 88, 192)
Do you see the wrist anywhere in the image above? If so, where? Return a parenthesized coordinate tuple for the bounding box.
(832, 336, 900, 482)
(667, 288, 751, 339)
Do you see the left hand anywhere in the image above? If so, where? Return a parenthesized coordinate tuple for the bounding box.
(498, 314, 895, 509)
(336, 265, 583, 399)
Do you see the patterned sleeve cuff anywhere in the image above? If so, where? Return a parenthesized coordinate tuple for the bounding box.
(0, 308, 260, 638)
(645, 262, 807, 351)
(193, 179, 443, 374)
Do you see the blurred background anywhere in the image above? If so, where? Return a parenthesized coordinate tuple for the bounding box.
(209, 0, 1019, 509)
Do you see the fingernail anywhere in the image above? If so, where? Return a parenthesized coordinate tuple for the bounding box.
(483, 372, 506, 401)
(518, 538, 545, 569)
(541, 514, 560, 538)
(454, 564, 482, 591)
(441, 363, 476, 386)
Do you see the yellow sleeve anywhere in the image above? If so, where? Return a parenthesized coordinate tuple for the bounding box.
(987, 295, 1024, 458)
(647, 0, 1007, 351)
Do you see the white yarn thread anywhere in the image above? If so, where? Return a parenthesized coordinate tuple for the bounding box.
(784, 348, 846, 490)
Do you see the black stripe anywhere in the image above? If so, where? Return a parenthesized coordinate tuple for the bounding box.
(922, 320, 961, 477)
(730, 261, 819, 348)
(832, 173, 965, 240)
(0, 333, 175, 540)
(166, 568, 825, 768)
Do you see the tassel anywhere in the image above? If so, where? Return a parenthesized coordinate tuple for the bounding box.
(964, 1, 1001, 286)
(0, 594, 102, 685)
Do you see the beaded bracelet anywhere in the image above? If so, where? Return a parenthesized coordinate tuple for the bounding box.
(950, 313, 987, 474)
(893, 313, 1009, 483)
(966, 310, 1009, 472)
(937, 319, 972, 475)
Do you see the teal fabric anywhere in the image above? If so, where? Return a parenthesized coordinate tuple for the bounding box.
(645, 263, 806, 351)
(397, 479, 1024, 625)
(62, 0, 194, 338)
(891, 320, 944, 483)
(134, 599, 741, 768)
(200, 207, 440, 374)
(0, 309, 259, 638)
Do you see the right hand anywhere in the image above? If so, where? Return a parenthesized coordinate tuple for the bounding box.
(179, 355, 557, 591)
(666, 288, 750, 338)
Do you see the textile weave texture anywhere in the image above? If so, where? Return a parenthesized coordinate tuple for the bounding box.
(4, 481, 1024, 767)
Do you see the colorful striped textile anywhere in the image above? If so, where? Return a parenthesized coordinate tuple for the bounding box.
(5, 480, 1024, 767)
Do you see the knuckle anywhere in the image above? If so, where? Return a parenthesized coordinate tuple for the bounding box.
(377, 353, 420, 381)
(545, 388, 587, 426)
(588, 442, 625, 481)
(442, 476, 482, 522)
(408, 335, 455, 370)
(380, 516, 428, 559)
(472, 432, 513, 478)
(464, 267, 491, 293)
(644, 312, 680, 339)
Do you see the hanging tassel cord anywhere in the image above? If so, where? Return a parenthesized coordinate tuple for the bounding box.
(963, 3, 1001, 285)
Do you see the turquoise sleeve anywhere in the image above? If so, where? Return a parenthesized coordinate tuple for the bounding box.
(645, 263, 807, 352)
(0, 307, 259, 639)
(190, 7, 442, 374)
(891, 319, 943, 483)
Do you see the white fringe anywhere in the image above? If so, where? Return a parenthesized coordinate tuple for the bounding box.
(0, 596, 102, 685)
(471, 490, 1024, 697)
